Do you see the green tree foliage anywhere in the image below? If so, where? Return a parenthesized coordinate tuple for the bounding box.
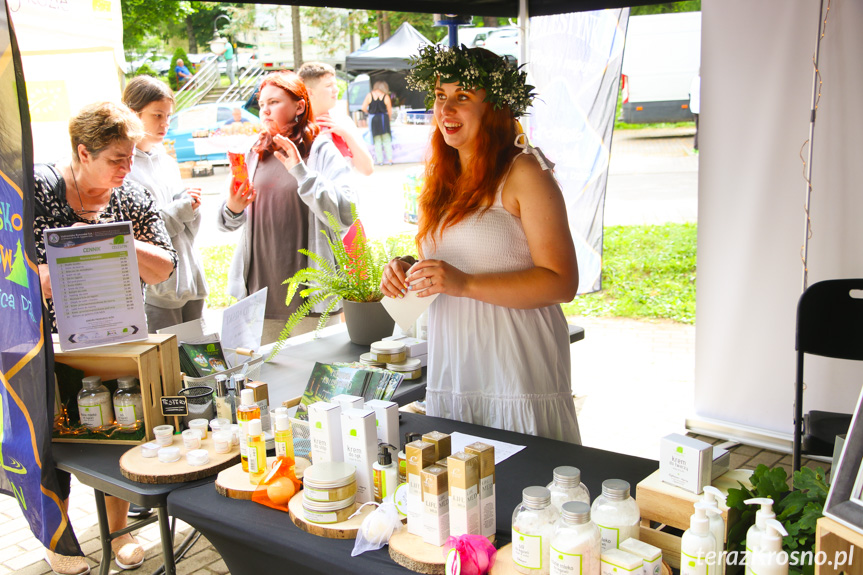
(133, 63, 159, 78)
(631, 1, 701, 16)
(168, 47, 191, 91)
(121, 0, 191, 51)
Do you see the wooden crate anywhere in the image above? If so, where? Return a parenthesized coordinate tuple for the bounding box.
(52, 339, 183, 445)
(636, 468, 752, 568)
(119, 333, 182, 393)
(815, 517, 863, 575)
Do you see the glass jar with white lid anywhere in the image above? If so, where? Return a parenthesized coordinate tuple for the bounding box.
(590, 478, 641, 552)
(512, 486, 559, 575)
(546, 465, 590, 512)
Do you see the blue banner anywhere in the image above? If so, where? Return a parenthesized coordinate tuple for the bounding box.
(0, 0, 80, 556)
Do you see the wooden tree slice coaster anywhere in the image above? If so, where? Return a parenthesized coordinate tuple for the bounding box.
(287, 491, 374, 539)
(215, 457, 311, 500)
(120, 438, 239, 484)
(388, 531, 447, 574)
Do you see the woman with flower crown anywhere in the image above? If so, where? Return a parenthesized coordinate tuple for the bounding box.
(381, 47, 581, 443)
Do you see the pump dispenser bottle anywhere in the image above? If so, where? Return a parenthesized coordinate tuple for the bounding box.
(743, 497, 775, 575)
(681, 502, 718, 575)
(237, 389, 260, 472)
(701, 486, 727, 574)
(373, 443, 398, 503)
(246, 418, 267, 485)
(399, 432, 421, 484)
(749, 519, 789, 575)
(214, 374, 234, 423)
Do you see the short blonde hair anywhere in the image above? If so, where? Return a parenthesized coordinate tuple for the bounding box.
(373, 81, 389, 93)
(298, 62, 336, 86)
(69, 101, 144, 159)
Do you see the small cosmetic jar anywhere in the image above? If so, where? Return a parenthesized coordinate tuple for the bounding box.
(141, 442, 160, 458)
(386, 357, 423, 380)
(188, 418, 209, 440)
(302, 492, 356, 524)
(210, 418, 231, 433)
(229, 424, 241, 446)
(369, 341, 406, 363)
(182, 429, 202, 450)
(359, 353, 386, 368)
(158, 446, 181, 463)
(303, 461, 358, 502)
(213, 431, 232, 454)
(186, 449, 209, 466)
(153, 425, 174, 446)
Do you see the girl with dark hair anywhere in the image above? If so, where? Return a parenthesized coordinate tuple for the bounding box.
(217, 71, 354, 343)
(123, 75, 208, 332)
(382, 47, 581, 443)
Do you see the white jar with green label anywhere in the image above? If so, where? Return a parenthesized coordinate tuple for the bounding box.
(512, 486, 559, 575)
(550, 501, 601, 575)
(113, 376, 143, 432)
(77, 376, 114, 429)
(591, 479, 641, 552)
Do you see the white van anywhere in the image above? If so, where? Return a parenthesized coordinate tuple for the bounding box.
(620, 12, 701, 124)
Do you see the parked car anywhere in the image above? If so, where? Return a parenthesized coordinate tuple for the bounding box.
(439, 27, 497, 48)
(165, 103, 260, 163)
(347, 74, 371, 115)
(477, 26, 520, 62)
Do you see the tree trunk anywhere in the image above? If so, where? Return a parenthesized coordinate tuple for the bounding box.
(376, 11, 384, 42)
(186, 16, 197, 54)
(382, 12, 391, 42)
(292, 6, 303, 69)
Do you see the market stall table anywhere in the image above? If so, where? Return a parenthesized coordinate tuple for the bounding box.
(167, 411, 654, 575)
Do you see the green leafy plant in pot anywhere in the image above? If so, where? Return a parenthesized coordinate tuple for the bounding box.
(268, 209, 395, 359)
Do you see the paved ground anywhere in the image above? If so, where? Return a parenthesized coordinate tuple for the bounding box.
(1, 127, 711, 575)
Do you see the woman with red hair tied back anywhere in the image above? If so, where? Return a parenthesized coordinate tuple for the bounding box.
(381, 47, 581, 443)
(217, 71, 354, 344)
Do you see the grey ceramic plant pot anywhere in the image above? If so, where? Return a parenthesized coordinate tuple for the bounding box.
(342, 299, 395, 345)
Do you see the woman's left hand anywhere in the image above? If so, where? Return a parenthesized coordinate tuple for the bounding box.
(273, 133, 302, 171)
(406, 259, 470, 298)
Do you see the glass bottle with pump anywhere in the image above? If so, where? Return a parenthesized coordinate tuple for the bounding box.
(113, 376, 143, 432)
(546, 466, 590, 512)
(246, 418, 267, 485)
(273, 412, 294, 460)
(214, 374, 234, 423)
(550, 501, 601, 575)
(590, 479, 640, 552)
(512, 486, 558, 575)
(237, 389, 260, 472)
(77, 376, 114, 429)
(373, 443, 398, 503)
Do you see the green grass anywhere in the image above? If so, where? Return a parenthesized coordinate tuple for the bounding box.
(203, 225, 697, 324)
(562, 223, 697, 324)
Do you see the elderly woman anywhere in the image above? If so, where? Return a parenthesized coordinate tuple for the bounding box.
(33, 101, 176, 575)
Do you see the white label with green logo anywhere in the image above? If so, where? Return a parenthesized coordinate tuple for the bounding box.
(304, 487, 331, 502)
(302, 509, 337, 524)
(512, 528, 543, 570)
(80, 405, 105, 427)
(680, 551, 710, 575)
(116, 405, 137, 427)
(597, 524, 620, 551)
(550, 545, 583, 575)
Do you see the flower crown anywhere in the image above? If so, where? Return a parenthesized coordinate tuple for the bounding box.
(407, 44, 536, 118)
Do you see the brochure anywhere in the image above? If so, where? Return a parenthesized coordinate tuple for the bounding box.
(295, 362, 403, 420)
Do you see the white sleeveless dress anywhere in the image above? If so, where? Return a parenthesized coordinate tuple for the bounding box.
(422, 173, 581, 444)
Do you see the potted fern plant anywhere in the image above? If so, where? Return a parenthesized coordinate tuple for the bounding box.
(269, 209, 395, 358)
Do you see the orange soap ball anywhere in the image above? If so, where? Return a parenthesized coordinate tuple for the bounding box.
(267, 476, 296, 505)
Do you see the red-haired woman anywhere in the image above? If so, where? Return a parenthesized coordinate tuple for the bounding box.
(382, 47, 581, 443)
(217, 71, 354, 343)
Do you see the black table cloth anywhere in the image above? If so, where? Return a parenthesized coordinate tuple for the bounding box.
(167, 411, 655, 575)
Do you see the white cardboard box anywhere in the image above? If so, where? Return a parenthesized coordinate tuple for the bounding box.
(341, 408, 377, 503)
(365, 399, 399, 447)
(308, 402, 343, 464)
(660, 433, 712, 494)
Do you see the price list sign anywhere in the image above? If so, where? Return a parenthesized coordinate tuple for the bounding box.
(44, 222, 147, 351)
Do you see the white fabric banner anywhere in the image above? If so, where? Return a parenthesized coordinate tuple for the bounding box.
(526, 9, 628, 293)
(695, 0, 863, 438)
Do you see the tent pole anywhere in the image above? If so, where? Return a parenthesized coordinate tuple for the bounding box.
(801, 0, 825, 292)
(519, 0, 529, 66)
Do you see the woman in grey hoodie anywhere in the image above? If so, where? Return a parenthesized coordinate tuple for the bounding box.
(123, 76, 208, 331)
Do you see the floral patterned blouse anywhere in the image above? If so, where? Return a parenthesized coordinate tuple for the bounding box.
(33, 164, 178, 331)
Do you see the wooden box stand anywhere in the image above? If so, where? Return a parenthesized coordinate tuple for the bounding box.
(636, 469, 752, 569)
(816, 517, 863, 575)
(52, 334, 182, 445)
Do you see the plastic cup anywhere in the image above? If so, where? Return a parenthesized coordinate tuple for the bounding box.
(213, 431, 231, 454)
(182, 429, 202, 450)
(153, 425, 174, 446)
(210, 418, 230, 433)
(188, 418, 209, 440)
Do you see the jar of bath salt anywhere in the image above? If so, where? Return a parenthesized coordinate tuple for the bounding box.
(113, 376, 144, 432)
(368, 341, 406, 363)
(591, 479, 641, 552)
(77, 376, 114, 429)
(385, 358, 422, 380)
(512, 486, 558, 575)
(547, 466, 590, 513)
(550, 501, 601, 575)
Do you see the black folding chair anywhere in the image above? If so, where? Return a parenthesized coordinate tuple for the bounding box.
(793, 279, 863, 471)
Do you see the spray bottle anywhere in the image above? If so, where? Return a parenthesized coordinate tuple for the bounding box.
(749, 519, 788, 575)
(681, 502, 718, 575)
(744, 498, 775, 575)
(701, 486, 727, 574)
(373, 443, 398, 503)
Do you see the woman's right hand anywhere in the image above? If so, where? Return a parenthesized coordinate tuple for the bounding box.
(380, 258, 411, 298)
(227, 179, 256, 214)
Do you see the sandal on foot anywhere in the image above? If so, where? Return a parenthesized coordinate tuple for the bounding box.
(44, 549, 91, 575)
(111, 534, 144, 570)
